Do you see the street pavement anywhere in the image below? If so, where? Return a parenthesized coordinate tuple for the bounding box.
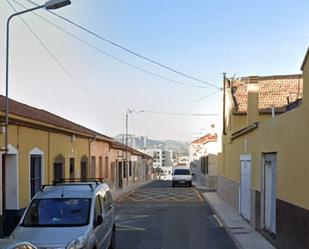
(115, 180, 238, 249)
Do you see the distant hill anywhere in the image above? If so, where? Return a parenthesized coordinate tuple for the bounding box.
(114, 135, 189, 157)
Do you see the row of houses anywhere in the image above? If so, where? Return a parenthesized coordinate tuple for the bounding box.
(217, 51, 309, 249)
(0, 96, 153, 235)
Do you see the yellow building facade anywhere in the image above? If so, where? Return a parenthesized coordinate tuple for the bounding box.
(0, 96, 152, 236)
(218, 67, 308, 248)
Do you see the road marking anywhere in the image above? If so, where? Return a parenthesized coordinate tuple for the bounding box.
(119, 187, 203, 202)
(193, 188, 204, 201)
(116, 224, 146, 231)
(213, 214, 224, 228)
(116, 214, 149, 220)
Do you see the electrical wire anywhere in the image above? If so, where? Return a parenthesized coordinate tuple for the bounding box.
(193, 90, 222, 102)
(139, 111, 218, 116)
(12, 0, 213, 90)
(6, 0, 92, 97)
(24, 0, 220, 90)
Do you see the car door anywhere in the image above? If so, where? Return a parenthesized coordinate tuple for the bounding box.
(93, 195, 105, 249)
(100, 191, 113, 249)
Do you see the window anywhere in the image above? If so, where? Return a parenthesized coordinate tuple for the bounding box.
(106, 190, 114, 207)
(80, 157, 88, 180)
(22, 198, 91, 227)
(99, 156, 103, 178)
(123, 162, 127, 178)
(201, 156, 209, 174)
(105, 157, 109, 178)
(91, 156, 96, 178)
(69, 158, 75, 179)
(94, 196, 102, 222)
(30, 155, 42, 199)
(100, 194, 111, 214)
(174, 169, 191, 175)
(129, 161, 132, 176)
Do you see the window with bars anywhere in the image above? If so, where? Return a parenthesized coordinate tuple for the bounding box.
(30, 155, 42, 199)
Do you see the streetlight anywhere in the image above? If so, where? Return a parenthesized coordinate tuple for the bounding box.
(125, 109, 144, 185)
(3, 0, 71, 213)
(4, 0, 71, 153)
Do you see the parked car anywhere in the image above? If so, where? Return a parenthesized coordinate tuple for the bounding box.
(0, 238, 37, 249)
(172, 167, 192, 187)
(11, 179, 116, 249)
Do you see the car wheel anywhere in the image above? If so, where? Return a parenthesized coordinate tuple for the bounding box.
(172, 182, 175, 187)
(189, 181, 192, 187)
(109, 225, 116, 249)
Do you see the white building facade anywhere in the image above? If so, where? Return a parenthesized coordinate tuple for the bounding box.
(190, 133, 219, 188)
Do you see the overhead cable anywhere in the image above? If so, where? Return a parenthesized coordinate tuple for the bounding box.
(12, 0, 213, 90)
(24, 0, 220, 90)
(139, 110, 218, 116)
(193, 90, 222, 102)
(7, 0, 92, 97)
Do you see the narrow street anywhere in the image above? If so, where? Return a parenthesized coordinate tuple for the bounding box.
(115, 181, 237, 249)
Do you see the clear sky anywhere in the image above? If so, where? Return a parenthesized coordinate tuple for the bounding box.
(0, 0, 308, 141)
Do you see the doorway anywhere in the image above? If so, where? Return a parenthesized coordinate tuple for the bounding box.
(263, 153, 277, 234)
(240, 155, 251, 221)
(118, 161, 123, 189)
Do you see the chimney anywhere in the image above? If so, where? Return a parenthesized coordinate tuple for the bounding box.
(247, 77, 259, 125)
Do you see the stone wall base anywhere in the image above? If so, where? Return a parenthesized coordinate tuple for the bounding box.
(217, 175, 239, 210)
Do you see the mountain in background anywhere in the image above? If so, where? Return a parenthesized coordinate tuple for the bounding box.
(114, 135, 189, 157)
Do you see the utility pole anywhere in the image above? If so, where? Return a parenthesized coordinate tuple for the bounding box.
(223, 73, 227, 135)
(125, 110, 130, 177)
(125, 109, 144, 185)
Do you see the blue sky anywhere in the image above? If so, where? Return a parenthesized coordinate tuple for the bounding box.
(0, 0, 308, 141)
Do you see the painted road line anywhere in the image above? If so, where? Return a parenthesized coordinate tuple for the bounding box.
(116, 224, 146, 231)
(193, 188, 204, 201)
(116, 215, 149, 220)
(213, 214, 224, 228)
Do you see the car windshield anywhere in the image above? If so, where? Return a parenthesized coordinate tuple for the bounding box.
(22, 198, 91, 227)
(174, 169, 190, 175)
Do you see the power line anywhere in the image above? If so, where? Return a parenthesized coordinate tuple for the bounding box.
(193, 90, 222, 102)
(6, 0, 92, 97)
(24, 0, 220, 90)
(12, 0, 213, 90)
(139, 110, 218, 116)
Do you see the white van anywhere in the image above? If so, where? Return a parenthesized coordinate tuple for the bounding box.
(172, 167, 192, 187)
(12, 179, 115, 249)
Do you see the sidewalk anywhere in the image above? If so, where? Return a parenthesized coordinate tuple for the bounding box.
(111, 180, 153, 201)
(195, 184, 275, 249)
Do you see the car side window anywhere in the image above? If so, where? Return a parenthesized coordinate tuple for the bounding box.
(100, 193, 111, 214)
(94, 195, 102, 220)
(106, 190, 114, 207)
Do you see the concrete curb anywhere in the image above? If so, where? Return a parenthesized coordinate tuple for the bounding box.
(196, 188, 275, 249)
(200, 190, 244, 249)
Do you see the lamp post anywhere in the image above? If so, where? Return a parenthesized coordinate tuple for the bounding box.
(125, 109, 143, 185)
(3, 0, 71, 214)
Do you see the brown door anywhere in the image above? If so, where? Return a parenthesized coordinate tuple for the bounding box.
(69, 158, 75, 179)
(54, 163, 63, 182)
(81, 161, 87, 180)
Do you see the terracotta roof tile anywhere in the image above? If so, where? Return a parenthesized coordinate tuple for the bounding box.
(231, 74, 303, 113)
(192, 133, 217, 144)
(0, 95, 112, 139)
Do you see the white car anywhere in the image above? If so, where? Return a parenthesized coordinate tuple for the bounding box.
(172, 167, 192, 187)
(12, 179, 115, 249)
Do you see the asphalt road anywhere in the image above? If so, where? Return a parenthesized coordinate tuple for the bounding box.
(115, 180, 238, 249)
